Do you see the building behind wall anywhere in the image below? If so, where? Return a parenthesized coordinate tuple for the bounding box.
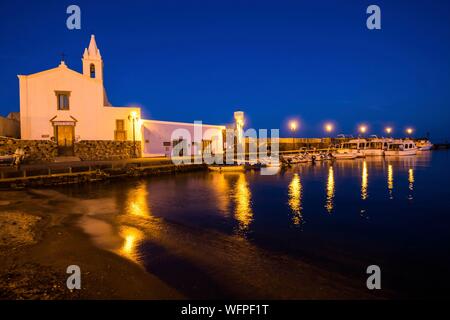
(0, 112, 20, 138)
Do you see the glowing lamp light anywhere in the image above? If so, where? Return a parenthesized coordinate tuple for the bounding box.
(385, 127, 392, 135)
(289, 120, 298, 132)
(359, 125, 367, 134)
(325, 123, 333, 133)
(406, 128, 413, 135)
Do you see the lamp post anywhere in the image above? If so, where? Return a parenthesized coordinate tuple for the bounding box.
(324, 123, 334, 148)
(289, 121, 298, 151)
(234, 111, 245, 162)
(128, 111, 138, 158)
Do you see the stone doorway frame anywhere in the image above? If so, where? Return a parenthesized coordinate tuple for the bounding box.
(50, 116, 78, 156)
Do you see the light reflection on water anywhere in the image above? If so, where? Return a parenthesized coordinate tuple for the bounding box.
(69, 151, 450, 298)
(361, 161, 368, 200)
(126, 182, 151, 218)
(232, 173, 253, 234)
(325, 166, 335, 213)
(288, 173, 302, 224)
(388, 164, 394, 199)
(118, 226, 144, 263)
(408, 168, 415, 191)
(210, 172, 230, 215)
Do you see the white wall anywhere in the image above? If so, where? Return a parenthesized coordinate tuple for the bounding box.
(141, 120, 225, 157)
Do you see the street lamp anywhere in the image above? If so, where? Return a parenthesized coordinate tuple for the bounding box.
(289, 120, 298, 151)
(359, 125, 367, 137)
(325, 123, 333, 135)
(385, 127, 392, 137)
(128, 111, 139, 158)
(324, 123, 334, 148)
(406, 128, 413, 138)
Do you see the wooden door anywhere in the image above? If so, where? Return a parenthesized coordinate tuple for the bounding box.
(56, 125, 74, 156)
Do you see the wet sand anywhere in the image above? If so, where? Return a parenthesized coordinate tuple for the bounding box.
(0, 190, 183, 299)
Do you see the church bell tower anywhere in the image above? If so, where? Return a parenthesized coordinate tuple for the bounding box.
(82, 35, 103, 81)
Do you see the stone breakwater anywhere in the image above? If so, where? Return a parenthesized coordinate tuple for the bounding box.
(0, 136, 142, 163)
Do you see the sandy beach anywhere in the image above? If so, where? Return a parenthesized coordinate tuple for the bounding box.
(0, 190, 183, 299)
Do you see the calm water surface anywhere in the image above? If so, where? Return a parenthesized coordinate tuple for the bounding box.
(57, 151, 450, 298)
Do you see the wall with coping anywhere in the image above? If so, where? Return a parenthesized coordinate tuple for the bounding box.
(75, 140, 141, 161)
(0, 137, 141, 163)
(0, 136, 57, 163)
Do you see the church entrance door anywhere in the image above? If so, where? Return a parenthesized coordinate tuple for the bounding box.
(56, 125, 74, 156)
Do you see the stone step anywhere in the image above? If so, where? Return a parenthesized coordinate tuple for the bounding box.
(53, 156, 81, 163)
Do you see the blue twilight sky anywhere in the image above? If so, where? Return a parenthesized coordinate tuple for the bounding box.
(0, 0, 449, 139)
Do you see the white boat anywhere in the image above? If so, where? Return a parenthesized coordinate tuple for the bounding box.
(281, 154, 297, 163)
(335, 139, 366, 158)
(289, 155, 310, 164)
(384, 139, 418, 156)
(208, 165, 246, 172)
(363, 137, 391, 156)
(282, 153, 310, 164)
(317, 152, 333, 161)
(416, 140, 433, 151)
(332, 152, 358, 160)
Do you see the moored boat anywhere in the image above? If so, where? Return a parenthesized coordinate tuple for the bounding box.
(384, 139, 418, 156)
(335, 138, 366, 158)
(332, 152, 358, 160)
(363, 137, 391, 156)
(208, 165, 246, 172)
(416, 139, 433, 151)
(283, 153, 312, 164)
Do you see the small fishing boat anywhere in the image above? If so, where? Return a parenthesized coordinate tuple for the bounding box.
(331, 152, 358, 160)
(416, 140, 433, 151)
(281, 154, 296, 163)
(384, 139, 418, 156)
(315, 152, 333, 161)
(283, 154, 310, 164)
(208, 165, 246, 172)
(291, 156, 310, 164)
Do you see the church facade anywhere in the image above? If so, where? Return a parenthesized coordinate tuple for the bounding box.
(17, 35, 226, 158)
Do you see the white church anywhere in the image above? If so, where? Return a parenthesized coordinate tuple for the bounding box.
(18, 35, 228, 158)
